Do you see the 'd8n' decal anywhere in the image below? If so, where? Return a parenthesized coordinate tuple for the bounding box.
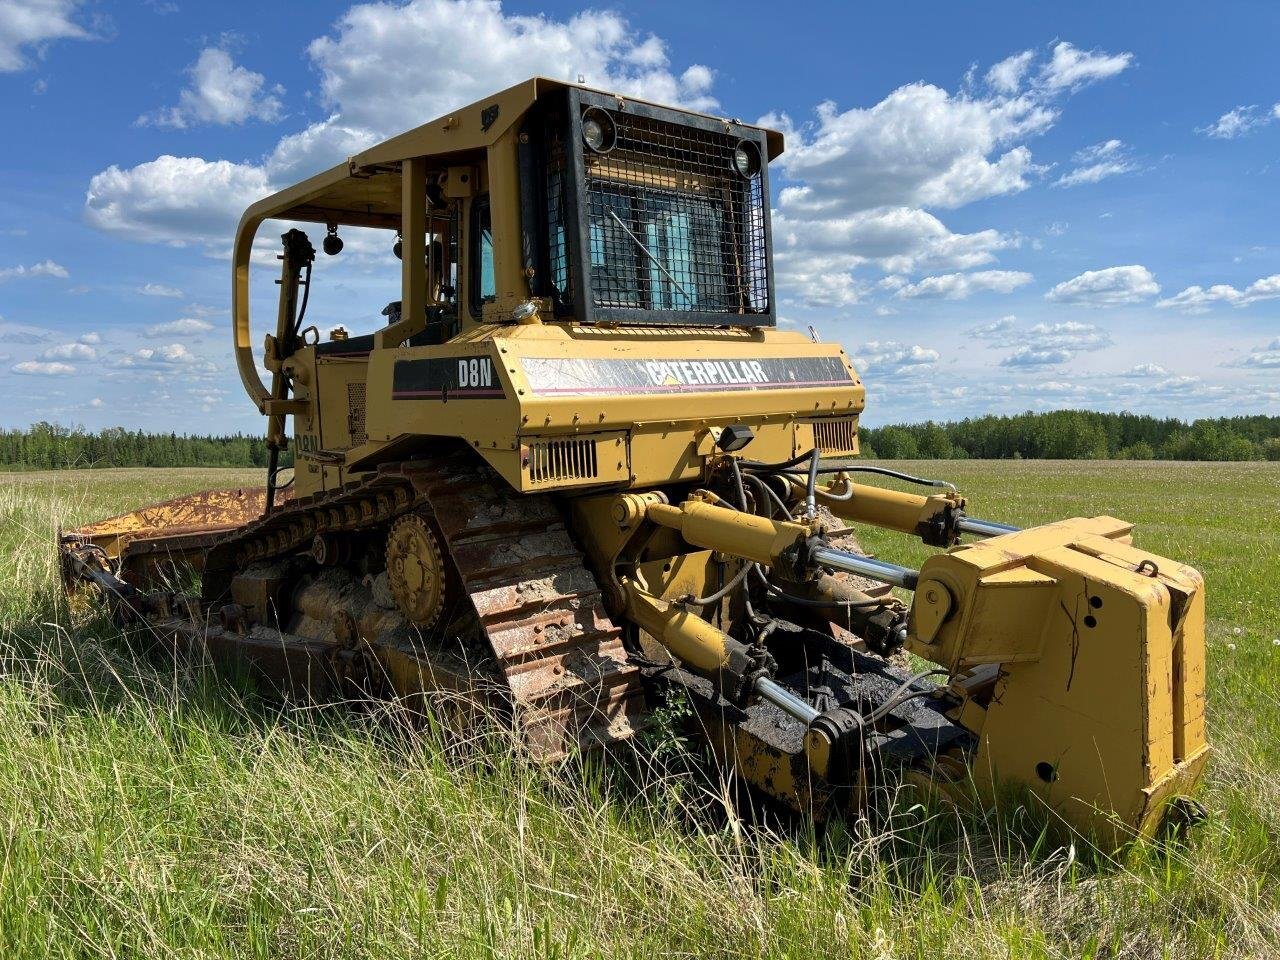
(457, 357, 493, 388)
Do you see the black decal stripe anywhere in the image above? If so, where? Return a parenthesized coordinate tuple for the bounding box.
(392, 357, 505, 401)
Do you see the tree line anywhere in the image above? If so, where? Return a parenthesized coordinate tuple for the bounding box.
(0, 423, 285, 470)
(861, 411, 1280, 461)
(1, 413, 1277, 469)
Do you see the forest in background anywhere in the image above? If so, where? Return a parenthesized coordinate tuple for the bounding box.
(1, 412, 1278, 469)
(860, 410, 1280, 461)
(0, 423, 279, 470)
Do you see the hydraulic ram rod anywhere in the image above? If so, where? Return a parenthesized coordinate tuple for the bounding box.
(643, 498, 924, 591)
(755, 676, 821, 724)
(623, 580, 821, 724)
(956, 516, 1021, 538)
(810, 546, 920, 590)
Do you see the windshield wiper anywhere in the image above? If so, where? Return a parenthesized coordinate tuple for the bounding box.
(606, 210, 695, 303)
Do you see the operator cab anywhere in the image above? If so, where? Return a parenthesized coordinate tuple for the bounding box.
(317, 84, 775, 353)
(230, 77, 788, 496)
(233, 79, 781, 380)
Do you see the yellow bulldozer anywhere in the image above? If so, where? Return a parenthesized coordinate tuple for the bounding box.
(60, 78, 1208, 845)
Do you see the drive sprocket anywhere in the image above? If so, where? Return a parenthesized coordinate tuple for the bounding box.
(386, 513, 446, 628)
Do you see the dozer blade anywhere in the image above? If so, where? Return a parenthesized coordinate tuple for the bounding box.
(59, 487, 286, 591)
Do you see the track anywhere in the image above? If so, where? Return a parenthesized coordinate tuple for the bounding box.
(200, 448, 644, 759)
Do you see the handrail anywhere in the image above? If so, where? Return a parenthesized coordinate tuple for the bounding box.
(232, 208, 271, 410)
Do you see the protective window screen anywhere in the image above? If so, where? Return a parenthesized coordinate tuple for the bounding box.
(545, 122, 574, 309)
(579, 108, 769, 319)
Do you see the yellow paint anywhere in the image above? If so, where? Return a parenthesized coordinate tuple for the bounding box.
(82, 75, 1210, 842)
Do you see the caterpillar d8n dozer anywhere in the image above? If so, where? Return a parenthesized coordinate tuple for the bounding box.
(60, 78, 1208, 846)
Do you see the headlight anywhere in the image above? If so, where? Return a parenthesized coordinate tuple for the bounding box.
(581, 108, 616, 154)
(732, 140, 761, 178)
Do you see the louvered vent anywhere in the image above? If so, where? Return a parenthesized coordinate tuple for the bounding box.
(528, 437, 599, 484)
(347, 382, 368, 445)
(811, 417, 858, 456)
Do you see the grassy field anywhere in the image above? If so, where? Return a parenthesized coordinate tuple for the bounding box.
(0, 461, 1277, 958)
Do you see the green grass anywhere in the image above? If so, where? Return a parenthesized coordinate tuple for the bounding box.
(1, 462, 1278, 958)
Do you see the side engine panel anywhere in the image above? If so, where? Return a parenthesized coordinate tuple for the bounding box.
(360, 323, 867, 493)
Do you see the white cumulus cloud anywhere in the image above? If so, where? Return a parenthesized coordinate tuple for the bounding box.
(114, 343, 206, 369)
(896, 270, 1033, 300)
(86, 0, 720, 248)
(1227, 338, 1280, 369)
(85, 155, 272, 246)
(308, 0, 719, 135)
(1156, 274, 1280, 312)
(40, 342, 96, 360)
(138, 47, 285, 129)
(146, 318, 214, 336)
(1054, 139, 1139, 188)
(766, 40, 1130, 310)
(1125, 363, 1168, 377)
(995, 320, 1113, 368)
(0, 259, 69, 281)
(849, 341, 940, 375)
(138, 283, 184, 298)
(12, 359, 75, 375)
(1198, 103, 1280, 139)
(1038, 41, 1133, 92)
(968, 315, 1017, 338)
(151, 344, 194, 363)
(772, 206, 1019, 307)
(769, 84, 1052, 216)
(0, 0, 90, 72)
(1045, 265, 1159, 305)
(1001, 346, 1073, 368)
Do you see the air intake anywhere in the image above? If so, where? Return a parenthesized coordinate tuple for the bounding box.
(527, 437, 599, 485)
(811, 417, 858, 457)
(347, 382, 368, 446)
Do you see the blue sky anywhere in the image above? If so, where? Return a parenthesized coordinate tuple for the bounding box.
(0, 0, 1277, 432)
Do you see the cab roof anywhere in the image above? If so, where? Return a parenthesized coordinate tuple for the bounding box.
(240, 76, 785, 231)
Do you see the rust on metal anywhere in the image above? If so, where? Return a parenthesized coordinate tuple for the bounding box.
(106, 451, 647, 759)
(62, 487, 288, 559)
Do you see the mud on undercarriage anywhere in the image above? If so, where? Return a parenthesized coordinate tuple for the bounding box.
(60, 450, 977, 824)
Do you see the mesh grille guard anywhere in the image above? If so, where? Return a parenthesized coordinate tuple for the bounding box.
(545, 89, 776, 327)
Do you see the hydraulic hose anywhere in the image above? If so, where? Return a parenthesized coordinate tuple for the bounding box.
(291, 260, 313, 344)
(742, 471, 792, 519)
(862, 668, 949, 725)
(682, 559, 755, 607)
(814, 479, 855, 501)
(740, 449, 818, 472)
(804, 447, 820, 519)
(729, 457, 750, 511)
(790, 463, 958, 492)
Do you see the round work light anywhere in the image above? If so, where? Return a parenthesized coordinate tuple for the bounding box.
(732, 140, 761, 179)
(581, 108, 617, 154)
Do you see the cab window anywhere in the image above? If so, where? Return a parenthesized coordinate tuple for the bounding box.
(470, 194, 495, 317)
